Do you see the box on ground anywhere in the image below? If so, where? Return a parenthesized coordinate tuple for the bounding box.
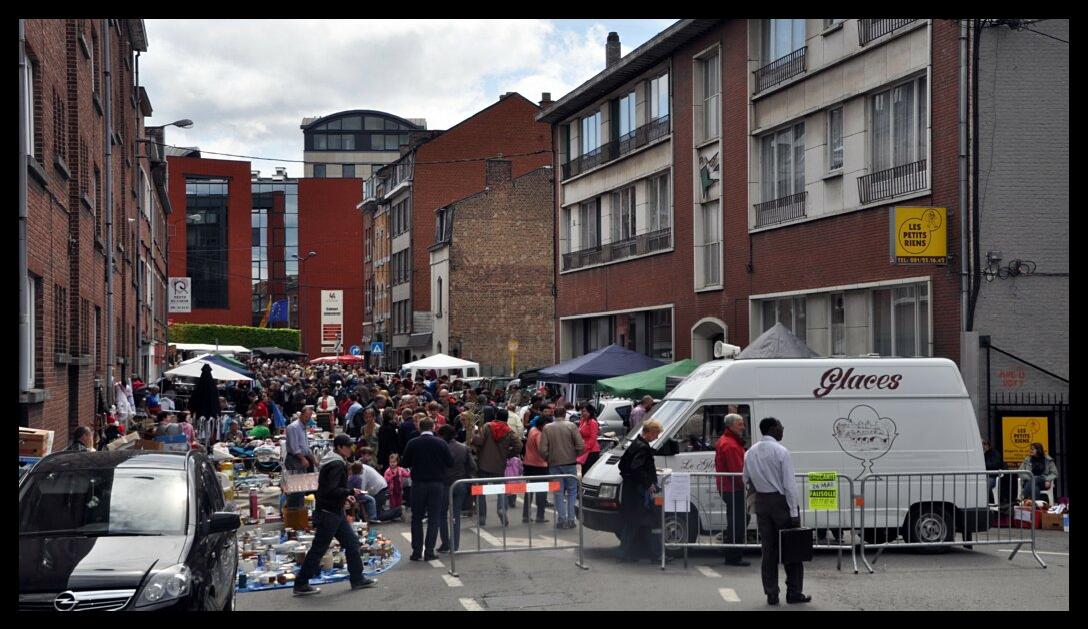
(19, 428, 54, 457)
(1041, 512, 1064, 530)
(1013, 506, 1043, 529)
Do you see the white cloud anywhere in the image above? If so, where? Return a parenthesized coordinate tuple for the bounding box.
(141, 19, 669, 177)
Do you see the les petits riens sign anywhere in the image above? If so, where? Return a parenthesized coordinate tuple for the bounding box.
(813, 367, 902, 399)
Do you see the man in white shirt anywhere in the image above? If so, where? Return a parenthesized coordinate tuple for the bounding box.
(357, 462, 394, 523)
(743, 416, 810, 606)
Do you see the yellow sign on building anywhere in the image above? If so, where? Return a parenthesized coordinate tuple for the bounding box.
(1001, 416, 1049, 466)
(891, 206, 947, 264)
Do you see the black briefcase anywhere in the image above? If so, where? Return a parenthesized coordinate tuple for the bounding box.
(779, 527, 814, 563)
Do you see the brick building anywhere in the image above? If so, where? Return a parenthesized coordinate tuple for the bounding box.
(19, 19, 170, 446)
(539, 20, 969, 405)
(165, 156, 365, 358)
(429, 161, 555, 375)
(361, 92, 553, 368)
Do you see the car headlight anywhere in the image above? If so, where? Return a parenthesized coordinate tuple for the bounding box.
(598, 484, 619, 500)
(136, 564, 192, 607)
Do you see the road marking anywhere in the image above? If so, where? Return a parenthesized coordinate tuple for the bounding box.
(460, 597, 483, 611)
(991, 548, 1069, 556)
(442, 574, 463, 588)
(696, 566, 721, 578)
(718, 588, 741, 603)
(400, 532, 413, 543)
(429, 559, 444, 568)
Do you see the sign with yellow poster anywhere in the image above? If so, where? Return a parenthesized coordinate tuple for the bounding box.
(1001, 416, 1049, 466)
(889, 206, 947, 264)
(807, 472, 838, 511)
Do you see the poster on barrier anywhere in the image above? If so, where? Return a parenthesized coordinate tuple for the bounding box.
(664, 473, 689, 512)
(807, 471, 838, 511)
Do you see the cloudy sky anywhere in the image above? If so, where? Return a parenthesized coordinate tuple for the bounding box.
(141, 19, 676, 178)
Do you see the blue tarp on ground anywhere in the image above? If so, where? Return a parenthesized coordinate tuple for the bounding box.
(537, 344, 665, 385)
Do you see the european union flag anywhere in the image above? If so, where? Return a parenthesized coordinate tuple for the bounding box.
(269, 299, 289, 323)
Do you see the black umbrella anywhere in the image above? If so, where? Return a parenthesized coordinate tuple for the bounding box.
(187, 363, 221, 421)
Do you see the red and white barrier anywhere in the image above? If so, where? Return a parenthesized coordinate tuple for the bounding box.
(470, 481, 561, 496)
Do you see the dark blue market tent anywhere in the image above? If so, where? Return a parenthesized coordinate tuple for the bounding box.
(537, 344, 665, 385)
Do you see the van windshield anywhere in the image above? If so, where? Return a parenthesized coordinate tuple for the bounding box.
(623, 400, 691, 445)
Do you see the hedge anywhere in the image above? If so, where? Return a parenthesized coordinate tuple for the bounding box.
(168, 323, 300, 352)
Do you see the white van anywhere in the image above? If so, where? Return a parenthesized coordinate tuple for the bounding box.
(580, 357, 989, 546)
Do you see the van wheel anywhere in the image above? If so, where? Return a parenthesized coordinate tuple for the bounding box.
(904, 504, 954, 553)
(862, 527, 898, 545)
(663, 508, 700, 545)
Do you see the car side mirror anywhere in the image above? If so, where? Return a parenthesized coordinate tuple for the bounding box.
(208, 511, 241, 534)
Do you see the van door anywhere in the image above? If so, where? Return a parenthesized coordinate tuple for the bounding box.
(661, 403, 751, 532)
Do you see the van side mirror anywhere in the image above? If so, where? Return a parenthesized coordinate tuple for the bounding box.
(657, 438, 680, 457)
(208, 511, 241, 534)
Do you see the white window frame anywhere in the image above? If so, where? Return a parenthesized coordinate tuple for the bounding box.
(650, 73, 669, 121)
(617, 91, 636, 139)
(697, 201, 722, 289)
(823, 19, 845, 29)
(139, 166, 152, 219)
(610, 186, 636, 244)
(699, 51, 720, 142)
(579, 198, 600, 249)
(24, 274, 36, 391)
(827, 107, 844, 173)
(760, 296, 807, 340)
(24, 62, 35, 159)
(870, 283, 930, 357)
(762, 19, 806, 63)
(869, 75, 927, 173)
(760, 122, 806, 203)
(829, 291, 845, 355)
(646, 172, 671, 233)
(581, 111, 601, 155)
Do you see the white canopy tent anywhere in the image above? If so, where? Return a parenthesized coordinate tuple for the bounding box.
(401, 353, 480, 381)
(164, 360, 252, 382)
(169, 343, 251, 355)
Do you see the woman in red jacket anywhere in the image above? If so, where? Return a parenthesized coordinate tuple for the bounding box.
(576, 404, 602, 473)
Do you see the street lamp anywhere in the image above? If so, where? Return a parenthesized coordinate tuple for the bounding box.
(293, 251, 317, 355)
(148, 119, 194, 130)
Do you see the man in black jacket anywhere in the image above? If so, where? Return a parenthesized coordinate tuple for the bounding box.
(617, 420, 663, 562)
(401, 418, 453, 561)
(294, 434, 377, 596)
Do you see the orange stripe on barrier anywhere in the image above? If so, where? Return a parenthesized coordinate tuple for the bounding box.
(653, 495, 664, 506)
(506, 482, 527, 495)
(471, 485, 484, 496)
(548, 481, 561, 492)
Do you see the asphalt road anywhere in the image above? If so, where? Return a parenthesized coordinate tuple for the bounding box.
(237, 505, 1068, 611)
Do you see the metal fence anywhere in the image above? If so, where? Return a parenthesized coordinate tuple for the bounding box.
(858, 470, 1047, 572)
(858, 19, 918, 46)
(447, 474, 588, 577)
(754, 47, 807, 93)
(857, 159, 927, 204)
(658, 472, 858, 573)
(754, 191, 807, 228)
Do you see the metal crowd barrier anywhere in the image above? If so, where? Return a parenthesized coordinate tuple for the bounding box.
(658, 472, 858, 573)
(447, 473, 588, 577)
(858, 470, 1046, 572)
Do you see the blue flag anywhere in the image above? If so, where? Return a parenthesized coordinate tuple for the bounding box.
(269, 299, 289, 323)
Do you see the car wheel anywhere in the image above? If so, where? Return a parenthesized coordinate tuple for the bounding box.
(662, 507, 700, 545)
(904, 504, 954, 553)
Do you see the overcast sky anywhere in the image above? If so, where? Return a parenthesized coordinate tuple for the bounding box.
(141, 19, 676, 178)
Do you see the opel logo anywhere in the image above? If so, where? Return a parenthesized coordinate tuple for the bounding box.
(54, 591, 77, 612)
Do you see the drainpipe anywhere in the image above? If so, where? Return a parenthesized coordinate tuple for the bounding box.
(134, 50, 142, 380)
(959, 20, 970, 334)
(967, 18, 982, 330)
(104, 19, 115, 406)
(19, 19, 30, 402)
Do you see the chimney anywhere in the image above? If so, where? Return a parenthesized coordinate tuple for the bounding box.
(485, 158, 512, 187)
(606, 32, 621, 68)
(539, 92, 553, 108)
(499, 91, 516, 101)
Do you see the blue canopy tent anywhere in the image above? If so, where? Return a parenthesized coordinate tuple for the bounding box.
(537, 344, 665, 385)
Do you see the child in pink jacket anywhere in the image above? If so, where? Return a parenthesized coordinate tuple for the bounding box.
(384, 453, 412, 508)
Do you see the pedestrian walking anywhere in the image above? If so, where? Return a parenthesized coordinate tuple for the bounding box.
(377, 408, 399, 472)
(471, 406, 522, 527)
(284, 406, 317, 512)
(398, 408, 419, 455)
(576, 404, 602, 473)
(616, 420, 661, 561)
(539, 404, 584, 529)
(400, 418, 454, 561)
(743, 417, 810, 605)
(437, 424, 476, 552)
(293, 434, 377, 596)
(715, 413, 751, 566)
(521, 413, 550, 523)
(629, 395, 654, 434)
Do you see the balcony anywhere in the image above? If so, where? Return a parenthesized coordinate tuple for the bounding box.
(562, 227, 672, 271)
(857, 159, 927, 205)
(754, 191, 807, 228)
(858, 19, 918, 46)
(754, 47, 807, 94)
(561, 115, 671, 180)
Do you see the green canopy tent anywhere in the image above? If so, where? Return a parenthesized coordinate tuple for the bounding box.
(595, 359, 700, 399)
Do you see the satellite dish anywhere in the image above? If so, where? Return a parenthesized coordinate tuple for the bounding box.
(714, 342, 741, 359)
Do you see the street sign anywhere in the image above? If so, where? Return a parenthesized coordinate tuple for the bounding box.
(320, 290, 344, 354)
(168, 277, 191, 313)
(350, 345, 361, 356)
(370, 341, 385, 356)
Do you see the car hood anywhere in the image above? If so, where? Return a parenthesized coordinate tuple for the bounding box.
(20, 534, 189, 593)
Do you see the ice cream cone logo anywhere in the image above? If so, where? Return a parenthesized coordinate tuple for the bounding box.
(832, 404, 898, 479)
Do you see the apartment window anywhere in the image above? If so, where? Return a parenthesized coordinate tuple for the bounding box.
(699, 201, 722, 288)
(24, 275, 37, 390)
(872, 284, 929, 357)
(313, 163, 326, 178)
(699, 53, 720, 142)
(763, 19, 807, 62)
(53, 284, 67, 356)
(581, 111, 601, 155)
(343, 164, 355, 178)
(53, 90, 66, 160)
(871, 76, 927, 172)
(139, 167, 151, 218)
(824, 19, 845, 29)
(828, 107, 844, 172)
(830, 292, 845, 355)
(435, 277, 443, 318)
(646, 172, 671, 233)
(761, 122, 805, 202)
(24, 58, 38, 160)
(185, 178, 229, 309)
(761, 296, 807, 342)
(579, 198, 600, 249)
(80, 298, 90, 355)
(616, 91, 636, 139)
(651, 309, 672, 360)
(649, 73, 669, 121)
(93, 305, 100, 372)
(90, 29, 100, 95)
(610, 186, 635, 243)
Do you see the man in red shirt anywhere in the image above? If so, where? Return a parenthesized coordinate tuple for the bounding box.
(715, 413, 751, 566)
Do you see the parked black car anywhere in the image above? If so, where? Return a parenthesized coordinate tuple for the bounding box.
(19, 449, 240, 611)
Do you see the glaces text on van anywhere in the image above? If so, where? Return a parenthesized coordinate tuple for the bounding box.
(812, 367, 902, 399)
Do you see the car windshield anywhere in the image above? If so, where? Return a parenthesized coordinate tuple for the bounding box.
(622, 399, 691, 445)
(19, 468, 188, 537)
